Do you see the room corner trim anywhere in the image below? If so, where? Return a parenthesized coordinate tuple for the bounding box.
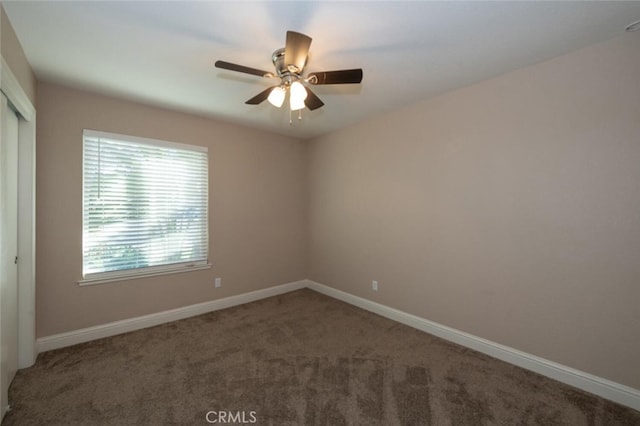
(1, 55, 37, 369)
(304, 279, 640, 412)
(36, 280, 307, 353)
(0, 56, 35, 122)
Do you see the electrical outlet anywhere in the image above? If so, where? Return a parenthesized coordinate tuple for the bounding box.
(372, 280, 378, 291)
(215, 277, 222, 288)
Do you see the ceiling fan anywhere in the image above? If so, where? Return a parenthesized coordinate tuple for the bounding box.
(215, 31, 363, 117)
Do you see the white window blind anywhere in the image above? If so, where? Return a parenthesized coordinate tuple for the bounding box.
(82, 130, 209, 282)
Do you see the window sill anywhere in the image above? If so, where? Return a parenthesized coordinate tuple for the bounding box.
(78, 263, 212, 286)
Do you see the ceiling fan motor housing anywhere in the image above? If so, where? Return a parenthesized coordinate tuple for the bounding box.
(272, 48, 301, 85)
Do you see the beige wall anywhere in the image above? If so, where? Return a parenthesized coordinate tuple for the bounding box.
(1, 6, 36, 105)
(307, 33, 640, 389)
(36, 81, 307, 337)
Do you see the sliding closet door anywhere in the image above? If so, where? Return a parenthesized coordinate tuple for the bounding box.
(1, 93, 20, 418)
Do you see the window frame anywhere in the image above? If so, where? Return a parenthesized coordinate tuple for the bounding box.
(79, 129, 210, 286)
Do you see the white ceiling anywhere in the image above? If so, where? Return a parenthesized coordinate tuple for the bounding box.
(4, 1, 640, 140)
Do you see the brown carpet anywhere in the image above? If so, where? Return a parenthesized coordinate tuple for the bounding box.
(3, 289, 639, 425)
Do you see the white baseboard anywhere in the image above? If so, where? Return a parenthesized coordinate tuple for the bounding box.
(35, 278, 640, 412)
(36, 280, 306, 353)
(304, 279, 640, 412)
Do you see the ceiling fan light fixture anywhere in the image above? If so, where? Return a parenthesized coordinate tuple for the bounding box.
(215, 30, 364, 117)
(267, 86, 286, 107)
(289, 81, 307, 111)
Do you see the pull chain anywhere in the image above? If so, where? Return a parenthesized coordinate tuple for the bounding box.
(289, 109, 303, 125)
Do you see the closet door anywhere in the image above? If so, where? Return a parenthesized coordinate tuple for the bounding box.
(1, 93, 19, 418)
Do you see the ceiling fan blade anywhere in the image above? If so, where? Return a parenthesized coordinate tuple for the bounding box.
(307, 69, 363, 85)
(215, 60, 274, 78)
(245, 86, 278, 105)
(284, 31, 312, 73)
(304, 87, 325, 111)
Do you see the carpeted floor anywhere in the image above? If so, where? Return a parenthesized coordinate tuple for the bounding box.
(3, 289, 640, 425)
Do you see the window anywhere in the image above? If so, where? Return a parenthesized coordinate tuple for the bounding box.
(81, 130, 209, 284)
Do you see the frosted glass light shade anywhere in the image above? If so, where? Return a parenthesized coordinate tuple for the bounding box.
(267, 87, 286, 107)
(289, 81, 307, 111)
